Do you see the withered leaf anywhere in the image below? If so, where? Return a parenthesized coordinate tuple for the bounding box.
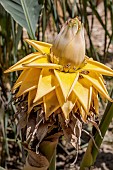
(23, 145, 49, 170)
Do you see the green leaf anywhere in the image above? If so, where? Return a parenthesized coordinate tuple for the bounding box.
(0, 0, 42, 39)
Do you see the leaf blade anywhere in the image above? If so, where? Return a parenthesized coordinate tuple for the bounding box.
(0, 0, 42, 38)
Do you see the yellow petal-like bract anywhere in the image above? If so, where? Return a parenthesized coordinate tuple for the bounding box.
(5, 18, 113, 122)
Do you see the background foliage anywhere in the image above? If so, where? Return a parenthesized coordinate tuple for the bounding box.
(0, 0, 113, 169)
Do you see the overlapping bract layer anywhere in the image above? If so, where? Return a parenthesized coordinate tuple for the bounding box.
(5, 39, 113, 122)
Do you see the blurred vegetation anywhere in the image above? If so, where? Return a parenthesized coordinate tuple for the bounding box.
(0, 0, 113, 169)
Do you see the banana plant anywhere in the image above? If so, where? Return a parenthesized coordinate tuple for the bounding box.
(5, 18, 113, 169)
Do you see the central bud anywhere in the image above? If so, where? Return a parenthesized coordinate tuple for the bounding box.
(49, 18, 85, 72)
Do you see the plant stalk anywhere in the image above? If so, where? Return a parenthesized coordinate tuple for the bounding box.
(49, 149, 56, 170)
(80, 96, 113, 169)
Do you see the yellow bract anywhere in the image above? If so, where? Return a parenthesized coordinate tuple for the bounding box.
(5, 39, 113, 122)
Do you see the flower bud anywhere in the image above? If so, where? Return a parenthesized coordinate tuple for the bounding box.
(50, 18, 85, 71)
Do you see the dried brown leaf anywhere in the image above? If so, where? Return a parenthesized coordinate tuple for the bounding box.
(17, 112, 27, 136)
(23, 144, 49, 170)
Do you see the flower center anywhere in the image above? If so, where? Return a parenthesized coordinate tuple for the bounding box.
(48, 51, 87, 73)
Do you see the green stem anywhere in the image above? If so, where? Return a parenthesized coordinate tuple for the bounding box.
(49, 149, 56, 170)
(80, 98, 113, 169)
(40, 139, 58, 170)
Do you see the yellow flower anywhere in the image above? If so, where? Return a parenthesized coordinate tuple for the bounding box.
(5, 18, 113, 122)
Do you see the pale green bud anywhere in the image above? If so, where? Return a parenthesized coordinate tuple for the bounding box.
(50, 18, 85, 71)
